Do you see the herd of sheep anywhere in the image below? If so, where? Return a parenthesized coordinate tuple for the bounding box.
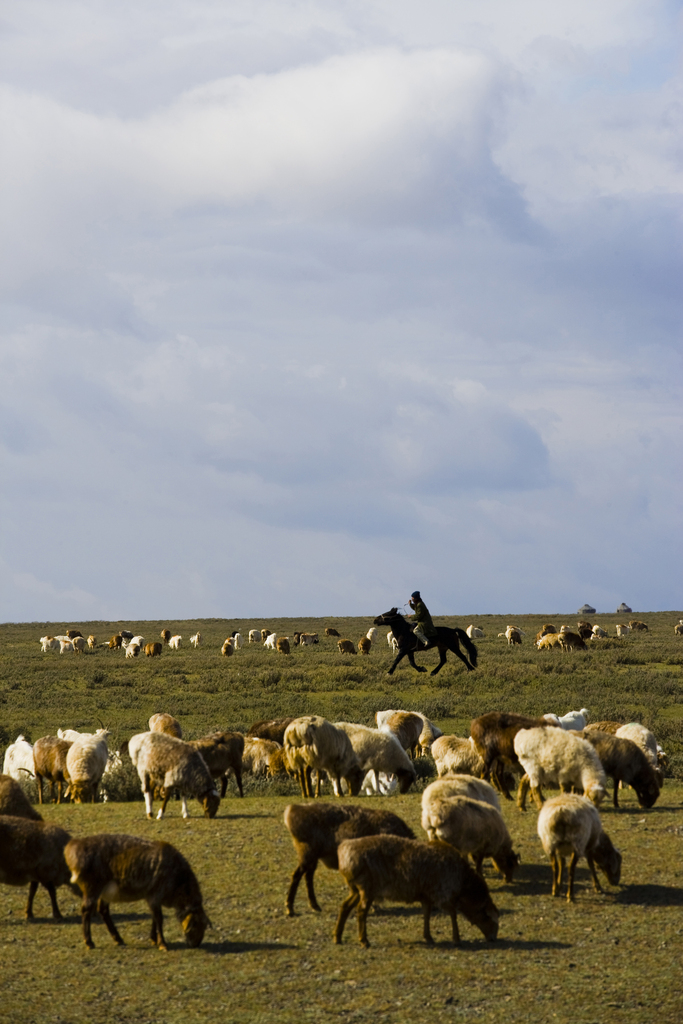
(0, 693, 671, 952)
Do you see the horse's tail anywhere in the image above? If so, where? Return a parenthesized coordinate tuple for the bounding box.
(455, 628, 478, 669)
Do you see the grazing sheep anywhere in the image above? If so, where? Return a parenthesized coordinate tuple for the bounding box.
(420, 791, 519, 881)
(471, 712, 560, 800)
(264, 632, 277, 650)
(65, 833, 210, 950)
(498, 626, 523, 645)
(375, 709, 443, 756)
(466, 625, 485, 638)
(284, 716, 364, 799)
(674, 624, 683, 636)
(299, 633, 319, 646)
(3, 734, 35, 782)
(0, 816, 74, 920)
(514, 727, 607, 810)
(628, 620, 648, 632)
(72, 635, 87, 654)
(59, 639, 74, 654)
(615, 724, 664, 785)
(188, 732, 244, 798)
(334, 723, 416, 794)
(128, 732, 220, 819)
(40, 636, 60, 652)
(378, 711, 423, 759)
(581, 731, 660, 808)
(260, 628, 271, 642)
(145, 641, 163, 657)
(325, 627, 341, 637)
(334, 835, 499, 948)
(360, 771, 399, 796)
(66, 731, 110, 803)
(168, 635, 182, 650)
(422, 775, 500, 810)
(543, 709, 590, 731)
(160, 628, 172, 643)
(592, 625, 608, 638)
(358, 637, 371, 655)
(276, 637, 291, 655)
(337, 639, 356, 655)
(293, 632, 302, 645)
(65, 629, 83, 640)
(615, 623, 631, 637)
(248, 629, 261, 643)
(283, 802, 414, 916)
(431, 735, 485, 778)
(366, 627, 379, 642)
(242, 737, 281, 776)
(558, 631, 587, 652)
(247, 717, 295, 745)
(149, 713, 183, 738)
(33, 737, 72, 804)
(125, 643, 141, 659)
(108, 634, 123, 649)
(536, 632, 563, 650)
(221, 638, 233, 656)
(0, 775, 43, 820)
(537, 794, 622, 901)
(576, 622, 594, 640)
(189, 632, 203, 648)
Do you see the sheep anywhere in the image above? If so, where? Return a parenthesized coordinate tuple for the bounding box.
(615, 623, 631, 637)
(615, 724, 664, 785)
(420, 792, 519, 882)
(466, 625, 485, 638)
(3, 734, 35, 781)
(514, 727, 607, 811)
(108, 634, 123, 649)
(187, 732, 244, 798)
(374, 709, 442, 755)
(59, 639, 74, 654)
(558, 631, 587, 652)
(264, 632, 277, 650)
(366, 627, 378, 642)
(33, 736, 72, 804)
(536, 632, 563, 650)
(378, 711, 426, 759)
(248, 629, 260, 642)
(334, 835, 499, 948)
(358, 637, 371, 655)
(584, 721, 623, 735)
(276, 637, 291, 655)
(628, 620, 648, 632)
(260, 628, 271, 642)
(360, 771, 399, 796)
(299, 632, 319, 645)
(580, 731, 660, 808)
(431, 735, 486, 778)
(674, 624, 683, 636)
(125, 642, 141, 659)
(232, 632, 244, 649)
(221, 638, 233, 656)
(592, 625, 608, 638)
(293, 632, 302, 645)
(337, 638, 356, 655)
(145, 641, 163, 657)
(66, 629, 83, 639)
(267, 747, 295, 779)
(283, 716, 364, 799)
(537, 794, 622, 901)
(66, 731, 110, 803)
(189, 632, 203, 648)
(128, 731, 220, 819)
(422, 775, 501, 811)
(386, 630, 395, 646)
(242, 737, 281, 776)
(498, 626, 522, 645)
(247, 717, 296, 745)
(334, 723, 417, 794)
(149, 713, 183, 739)
(161, 628, 172, 643)
(120, 630, 134, 641)
(0, 775, 42, 820)
(470, 712, 560, 800)
(576, 621, 594, 640)
(87, 634, 97, 649)
(168, 635, 182, 650)
(40, 636, 60, 652)
(65, 833, 210, 950)
(0, 816, 74, 920)
(543, 709, 590, 731)
(325, 627, 341, 637)
(283, 801, 415, 916)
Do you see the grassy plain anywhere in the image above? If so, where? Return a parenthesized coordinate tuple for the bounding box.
(1, 612, 683, 1024)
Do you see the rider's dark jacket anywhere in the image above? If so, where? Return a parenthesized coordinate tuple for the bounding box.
(411, 599, 438, 637)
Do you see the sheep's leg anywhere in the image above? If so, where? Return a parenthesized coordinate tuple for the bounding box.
(357, 895, 372, 948)
(234, 767, 243, 798)
(333, 890, 360, 944)
(550, 852, 561, 896)
(25, 880, 39, 919)
(56, 779, 64, 804)
(81, 898, 97, 948)
(473, 854, 485, 878)
(150, 905, 168, 950)
(97, 900, 124, 945)
(314, 770, 322, 798)
(180, 796, 190, 818)
(585, 854, 603, 894)
(531, 785, 545, 811)
(220, 774, 229, 798)
(36, 775, 44, 805)
(611, 774, 620, 808)
(449, 910, 461, 946)
(566, 852, 579, 902)
(421, 901, 434, 944)
(144, 789, 154, 818)
(296, 768, 307, 798)
(157, 787, 171, 819)
(516, 775, 530, 811)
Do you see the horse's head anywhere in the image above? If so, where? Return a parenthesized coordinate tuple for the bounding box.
(374, 608, 401, 626)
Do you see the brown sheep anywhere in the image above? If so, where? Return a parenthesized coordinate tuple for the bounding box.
(581, 731, 660, 808)
(188, 732, 244, 798)
(292, 632, 302, 645)
(145, 641, 163, 657)
(558, 631, 587, 652)
(108, 633, 123, 649)
(358, 637, 371, 655)
(66, 629, 83, 640)
(537, 794, 622, 902)
(65, 833, 210, 950)
(87, 634, 97, 649)
(276, 637, 291, 655)
(267, 747, 294, 778)
(0, 816, 73, 919)
(675, 624, 683, 636)
(247, 717, 296, 745)
(260, 628, 271, 642)
(584, 721, 623, 735)
(537, 632, 563, 650)
(283, 802, 415, 916)
(160, 628, 172, 643)
(221, 638, 233, 656)
(325, 627, 341, 637)
(33, 737, 72, 804)
(628, 620, 648, 631)
(0, 775, 43, 820)
(149, 713, 183, 739)
(380, 711, 423, 758)
(337, 639, 356, 655)
(470, 711, 560, 801)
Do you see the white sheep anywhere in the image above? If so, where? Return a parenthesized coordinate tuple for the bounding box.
(537, 793, 622, 901)
(189, 632, 203, 648)
(431, 735, 485, 778)
(264, 632, 277, 649)
(40, 636, 60, 652)
(168, 635, 182, 649)
(615, 623, 631, 637)
(248, 629, 261, 643)
(375, 709, 443, 755)
(232, 632, 244, 649)
(386, 631, 399, 651)
(422, 775, 501, 812)
(466, 625, 485, 638)
(59, 639, 74, 654)
(125, 643, 141, 659)
(543, 708, 590, 731)
(66, 731, 110, 803)
(366, 627, 379, 642)
(615, 724, 664, 785)
(420, 792, 519, 881)
(283, 716, 364, 799)
(128, 731, 220, 819)
(514, 727, 607, 810)
(2, 735, 35, 781)
(334, 723, 416, 794)
(591, 625, 608, 638)
(360, 771, 399, 796)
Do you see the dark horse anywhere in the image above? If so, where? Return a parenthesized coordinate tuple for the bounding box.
(374, 608, 478, 677)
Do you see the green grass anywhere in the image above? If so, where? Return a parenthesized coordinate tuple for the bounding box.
(1, 612, 683, 1023)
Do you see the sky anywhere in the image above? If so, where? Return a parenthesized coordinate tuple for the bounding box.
(1, 1, 682, 621)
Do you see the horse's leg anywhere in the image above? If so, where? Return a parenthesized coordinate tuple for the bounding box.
(429, 643, 448, 676)
(406, 647, 427, 674)
(448, 637, 475, 672)
(387, 649, 407, 675)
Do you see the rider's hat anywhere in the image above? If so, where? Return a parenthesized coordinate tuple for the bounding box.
(410, 591, 421, 600)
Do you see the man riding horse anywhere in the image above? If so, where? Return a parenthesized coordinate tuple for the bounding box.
(409, 591, 438, 648)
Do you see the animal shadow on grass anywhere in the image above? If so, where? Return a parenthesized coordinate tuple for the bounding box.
(201, 940, 297, 954)
(614, 884, 683, 907)
(217, 812, 273, 821)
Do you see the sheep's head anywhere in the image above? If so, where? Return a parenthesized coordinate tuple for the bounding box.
(68, 780, 91, 804)
(201, 789, 220, 819)
(181, 908, 210, 948)
(345, 766, 365, 797)
(459, 888, 500, 942)
(493, 847, 521, 884)
(396, 767, 416, 794)
(635, 777, 660, 809)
